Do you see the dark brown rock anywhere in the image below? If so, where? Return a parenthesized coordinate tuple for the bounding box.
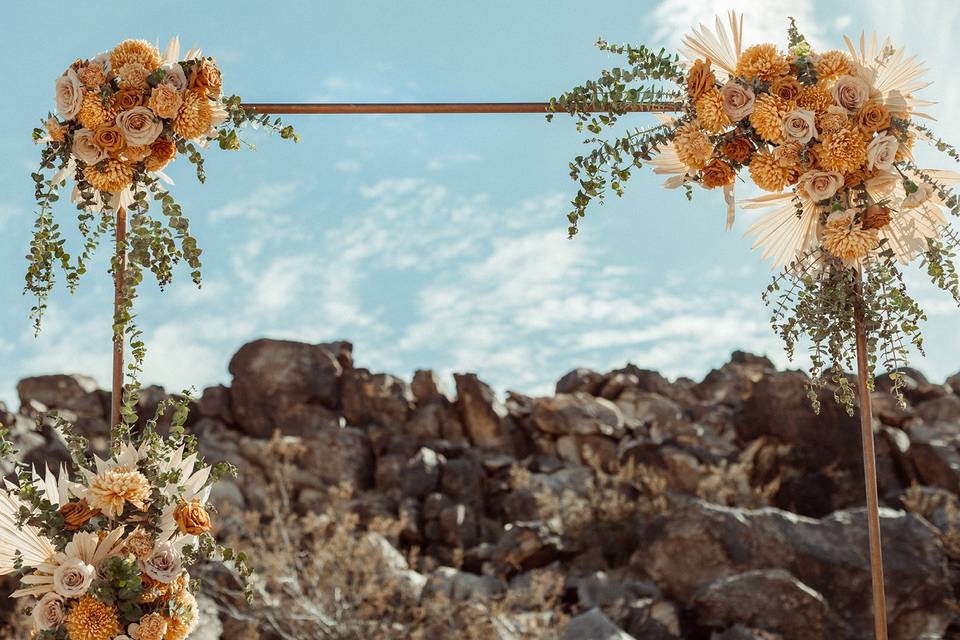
(914, 394, 960, 426)
(198, 384, 234, 424)
(454, 373, 513, 452)
(908, 423, 960, 493)
(531, 393, 625, 438)
(556, 368, 604, 395)
(341, 368, 413, 427)
(228, 339, 346, 437)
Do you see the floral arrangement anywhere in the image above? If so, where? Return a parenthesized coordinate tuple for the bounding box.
(549, 13, 960, 410)
(0, 401, 246, 640)
(30, 37, 297, 377)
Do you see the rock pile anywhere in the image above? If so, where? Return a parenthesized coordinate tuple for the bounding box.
(2, 339, 959, 639)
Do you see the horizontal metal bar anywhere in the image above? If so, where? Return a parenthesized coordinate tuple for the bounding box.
(240, 102, 682, 114)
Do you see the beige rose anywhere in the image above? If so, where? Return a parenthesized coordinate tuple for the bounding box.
(866, 134, 899, 171)
(903, 181, 934, 209)
(782, 109, 818, 144)
(720, 80, 755, 121)
(148, 84, 183, 119)
(55, 68, 84, 120)
(832, 75, 870, 113)
(53, 558, 95, 598)
(116, 107, 162, 146)
(140, 542, 182, 583)
(798, 170, 844, 202)
(161, 63, 188, 92)
(72, 128, 108, 164)
(32, 592, 66, 630)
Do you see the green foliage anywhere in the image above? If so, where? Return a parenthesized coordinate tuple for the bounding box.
(547, 40, 686, 237)
(90, 555, 145, 623)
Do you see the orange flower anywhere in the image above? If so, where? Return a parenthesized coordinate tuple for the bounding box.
(93, 126, 126, 155)
(191, 59, 223, 97)
(814, 50, 853, 82)
(749, 93, 793, 143)
(695, 88, 731, 133)
(59, 499, 100, 531)
(736, 44, 790, 82)
(146, 138, 177, 172)
(796, 84, 833, 114)
(815, 125, 868, 174)
(111, 88, 147, 112)
(173, 498, 212, 535)
(861, 204, 892, 230)
(770, 76, 802, 101)
(686, 58, 716, 100)
(700, 158, 735, 188)
(855, 102, 891, 134)
(721, 136, 754, 164)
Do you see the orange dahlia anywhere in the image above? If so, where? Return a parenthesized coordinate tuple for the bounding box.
(701, 158, 735, 188)
(695, 88, 732, 133)
(736, 44, 790, 83)
(796, 84, 833, 114)
(814, 50, 853, 83)
(111, 39, 162, 72)
(750, 149, 798, 192)
(77, 93, 116, 130)
(749, 93, 793, 143)
(173, 89, 213, 140)
(814, 126, 868, 174)
(63, 595, 121, 640)
(686, 58, 716, 100)
(83, 159, 135, 193)
(822, 212, 879, 261)
(673, 121, 713, 170)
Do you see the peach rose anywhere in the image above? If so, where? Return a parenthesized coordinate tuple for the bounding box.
(866, 134, 899, 171)
(856, 101, 891, 134)
(686, 59, 715, 100)
(32, 592, 66, 630)
(720, 80, 755, 121)
(191, 59, 223, 97)
(781, 109, 818, 145)
(173, 498, 212, 535)
(55, 68, 84, 119)
(93, 125, 126, 155)
(147, 83, 183, 120)
(798, 170, 844, 202)
(116, 107, 163, 146)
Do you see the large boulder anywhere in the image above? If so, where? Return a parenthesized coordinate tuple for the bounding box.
(633, 500, 952, 640)
(453, 374, 513, 452)
(561, 609, 635, 640)
(531, 393, 625, 438)
(341, 368, 413, 427)
(17, 374, 107, 438)
(227, 339, 349, 437)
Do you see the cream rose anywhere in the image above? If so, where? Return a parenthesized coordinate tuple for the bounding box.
(55, 68, 84, 120)
(720, 80, 755, 121)
(161, 63, 188, 92)
(32, 592, 66, 631)
(866, 134, 899, 172)
(72, 128, 108, 165)
(798, 170, 845, 202)
(832, 75, 870, 113)
(128, 612, 168, 640)
(903, 181, 934, 209)
(53, 558, 95, 598)
(116, 107, 163, 146)
(782, 109, 818, 144)
(140, 542, 182, 583)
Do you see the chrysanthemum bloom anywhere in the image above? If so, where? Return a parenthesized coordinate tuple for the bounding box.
(721, 136, 754, 164)
(673, 121, 713, 170)
(796, 84, 833, 114)
(861, 204, 892, 230)
(817, 108, 849, 136)
(815, 125, 868, 174)
(146, 138, 177, 172)
(77, 93, 116, 130)
(84, 466, 151, 517)
(750, 149, 798, 192)
(118, 62, 150, 91)
(735, 44, 790, 82)
(695, 88, 731, 133)
(770, 76, 802, 102)
(77, 63, 105, 89)
(63, 595, 121, 640)
(822, 211, 879, 261)
(164, 590, 199, 640)
(148, 84, 183, 120)
(749, 93, 793, 143)
(700, 158, 735, 188)
(173, 89, 214, 140)
(83, 159, 135, 193)
(686, 58, 716, 100)
(129, 612, 168, 640)
(111, 40, 161, 73)
(813, 50, 853, 82)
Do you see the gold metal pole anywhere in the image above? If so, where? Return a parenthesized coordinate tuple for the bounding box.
(853, 273, 889, 640)
(240, 102, 681, 114)
(110, 207, 126, 432)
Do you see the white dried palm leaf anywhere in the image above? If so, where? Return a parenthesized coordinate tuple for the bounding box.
(680, 11, 743, 76)
(844, 33, 934, 119)
(0, 489, 55, 576)
(11, 527, 125, 598)
(743, 192, 820, 268)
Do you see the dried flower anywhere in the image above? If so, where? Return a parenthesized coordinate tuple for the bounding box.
(771, 76, 802, 101)
(721, 136, 754, 164)
(720, 80, 755, 122)
(903, 181, 934, 209)
(856, 102, 891, 134)
(145, 138, 177, 172)
(700, 158, 735, 188)
(695, 88, 731, 133)
(797, 170, 844, 202)
(164, 590, 199, 640)
(822, 209, 879, 261)
(736, 44, 790, 82)
(118, 62, 150, 91)
(53, 557, 95, 598)
(782, 109, 818, 144)
(63, 595, 121, 640)
(832, 75, 870, 113)
(814, 50, 853, 82)
(111, 40, 161, 73)
(92, 126, 126, 156)
(128, 612, 168, 640)
(148, 83, 183, 119)
(817, 106, 850, 136)
(173, 89, 214, 140)
(191, 59, 223, 97)
(32, 592, 66, 631)
(123, 145, 153, 163)
(866, 134, 899, 171)
(84, 466, 151, 517)
(77, 63, 105, 89)
(55, 69, 84, 120)
(46, 117, 67, 143)
(673, 121, 713, 170)
(814, 125, 868, 174)
(861, 204, 892, 230)
(77, 93, 116, 130)
(111, 89, 147, 112)
(116, 107, 163, 146)
(123, 528, 155, 560)
(750, 149, 795, 192)
(686, 58, 716, 100)
(173, 498, 212, 535)
(59, 499, 100, 531)
(83, 158, 135, 193)
(140, 542, 183, 584)
(750, 93, 793, 143)
(796, 84, 834, 114)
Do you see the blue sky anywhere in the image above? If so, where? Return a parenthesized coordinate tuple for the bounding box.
(2, 0, 960, 405)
